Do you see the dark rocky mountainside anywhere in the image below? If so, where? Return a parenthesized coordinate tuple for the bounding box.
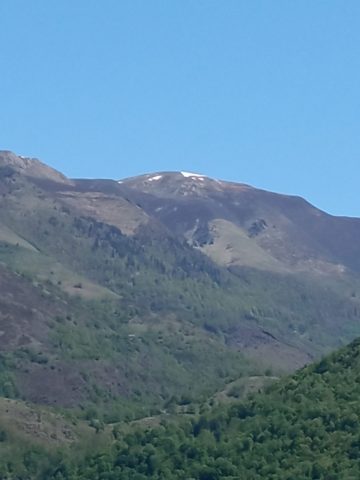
(119, 170, 360, 275)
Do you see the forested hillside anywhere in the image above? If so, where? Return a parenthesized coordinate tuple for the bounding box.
(2, 336, 360, 478)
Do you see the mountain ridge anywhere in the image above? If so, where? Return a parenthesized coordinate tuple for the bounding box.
(2, 148, 360, 282)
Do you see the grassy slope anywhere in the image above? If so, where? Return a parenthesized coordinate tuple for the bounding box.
(198, 218, 287, 272)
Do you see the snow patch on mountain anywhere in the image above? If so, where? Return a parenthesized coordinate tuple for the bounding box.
(148, 175, 163, 182)
(180, 171, 207, 179)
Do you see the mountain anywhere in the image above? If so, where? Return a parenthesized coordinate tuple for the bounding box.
(0, 150, 360, 418)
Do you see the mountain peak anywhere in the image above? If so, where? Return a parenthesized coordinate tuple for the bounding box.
(0, 150, 72, 185)
(0, 150, 33, 167)
(118, 170, 251, 198)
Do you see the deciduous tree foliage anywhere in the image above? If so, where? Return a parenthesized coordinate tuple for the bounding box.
(3, 338, 360, 478)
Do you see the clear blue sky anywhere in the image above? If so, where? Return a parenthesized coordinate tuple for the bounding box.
(1, 1, 359, 216)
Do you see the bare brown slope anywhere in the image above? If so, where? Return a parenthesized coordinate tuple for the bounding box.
(0, 265, 86, 406)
